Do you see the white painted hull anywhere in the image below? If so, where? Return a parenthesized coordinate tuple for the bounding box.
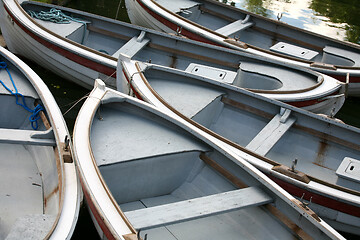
(0, 45, 81, 239)
(0, 0, 346, 116)
(126, 0, 360, 96)
(73, 79, 344, 240)
(118, 57, 360, 236)
(0, 0, 117, 89)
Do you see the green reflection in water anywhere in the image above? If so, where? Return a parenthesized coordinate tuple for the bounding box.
(232, 0, 360, 44)
(66, 0, 130, 22)
(310, 0, 360, 43)
(240, 0, 271, 18)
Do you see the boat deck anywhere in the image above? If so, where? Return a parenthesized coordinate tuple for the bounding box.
(0, 143, 43, 239)
(91, 103, 302, 239)
(119, 164, 287, 240)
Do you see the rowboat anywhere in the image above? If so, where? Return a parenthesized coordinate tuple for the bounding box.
(118, 55, 360, 235)
(0, 46, 81, 239)
(125, 0, 360, 96)
(0, 0, 345, 115)
(73, 79, 344, 240)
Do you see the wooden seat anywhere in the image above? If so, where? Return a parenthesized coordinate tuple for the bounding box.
(246, 108, 296, 156)
(216, 15, 254, 36)
(270, 42, 319, 60)
(0, 128, 55, 146)
(112, 31, 150, 58)
(185, 63, 237, 84)
(124, 187, 273, 230)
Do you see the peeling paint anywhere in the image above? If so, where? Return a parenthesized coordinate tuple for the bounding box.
(314, 140, 328, 167)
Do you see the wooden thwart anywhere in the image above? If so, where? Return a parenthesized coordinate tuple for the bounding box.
(0, 128, 55, 146)
(125, 187, 273, 230)
(112, 31, 150, 58)
(246, 108, 296, 156)
(216, 18, 254, 36)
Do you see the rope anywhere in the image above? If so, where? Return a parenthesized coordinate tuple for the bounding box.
(0, 61, 44, 130)
(27, 8, 88, 44)
(27, 8, 86, 24)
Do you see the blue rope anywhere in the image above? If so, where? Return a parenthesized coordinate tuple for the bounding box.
(0, 61, 44, 130)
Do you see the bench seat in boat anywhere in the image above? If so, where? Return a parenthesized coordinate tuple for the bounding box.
(0, 128, 55, 146)
(125, 187, 272, 230)
(215, 17, 254, 37)
(270, 42, 319, 60)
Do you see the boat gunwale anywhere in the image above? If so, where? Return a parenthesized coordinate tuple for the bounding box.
(73, 84, 137, 238)
(0, 45, 80, 239)
(127, 61, 360, 201)
(147, 62, 327, 95)
(142, 0, 360, 70)
(13, 1, 116, 61)
(88, 24, 336, 97)
(79, 81, 345, 239)
(9, 0, 344, 99)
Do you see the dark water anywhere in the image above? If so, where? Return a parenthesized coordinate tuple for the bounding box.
(20, 0, 360, 239)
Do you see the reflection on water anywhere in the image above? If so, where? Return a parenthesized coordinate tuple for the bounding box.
(232, 0, 360, 44)
(67, 0, 129, 22)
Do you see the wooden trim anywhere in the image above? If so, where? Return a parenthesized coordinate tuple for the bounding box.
(253, 26, 323, 53)
(85, 90, 137, 235)
(199, 5, 235, 22)
(200, 153, 313, 240)
(221, 97, 273, 119)
(200, 153, 248, 188)
(148, 43, 239, 69)
(39, 111, 51, 130)
(87, 25, 238, 69)
(134, 63, 278, 167)
(264, 204, 313, 240)
(17, 1, 114, 60)
(133, 62, 360, 197)
(244, 75, 324, 94)
(221, 97, 360, 152)
(294, 124, 360, 152)
(87, 25, 130, 42)
(146, 0, 226, 38)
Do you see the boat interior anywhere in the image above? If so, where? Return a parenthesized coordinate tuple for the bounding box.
(0, 57, 59, 239)
(90, 99, 319, 239)
(156, 0, 360, 67)
(21, 1, 322, 93)
(141, 65, 360, 192)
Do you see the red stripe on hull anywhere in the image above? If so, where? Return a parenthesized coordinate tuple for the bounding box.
(286, 89, 341, 108)
(136, 0, 218, 45)
(267, 174, 360, 218)
(329, 73, 360, 84)
(4, 5, 116, 77)
(79, 176, 116, 240)
(122, 68, 144, 100)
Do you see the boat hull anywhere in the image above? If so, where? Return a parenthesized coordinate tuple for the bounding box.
(125, 0, 360, 96)
(0, 0, 346, 115)
(118, 58, 360, 235)
(73, 79, 344, 239)
(0, 46, 81, 239)
(0, 0, 117, 89)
